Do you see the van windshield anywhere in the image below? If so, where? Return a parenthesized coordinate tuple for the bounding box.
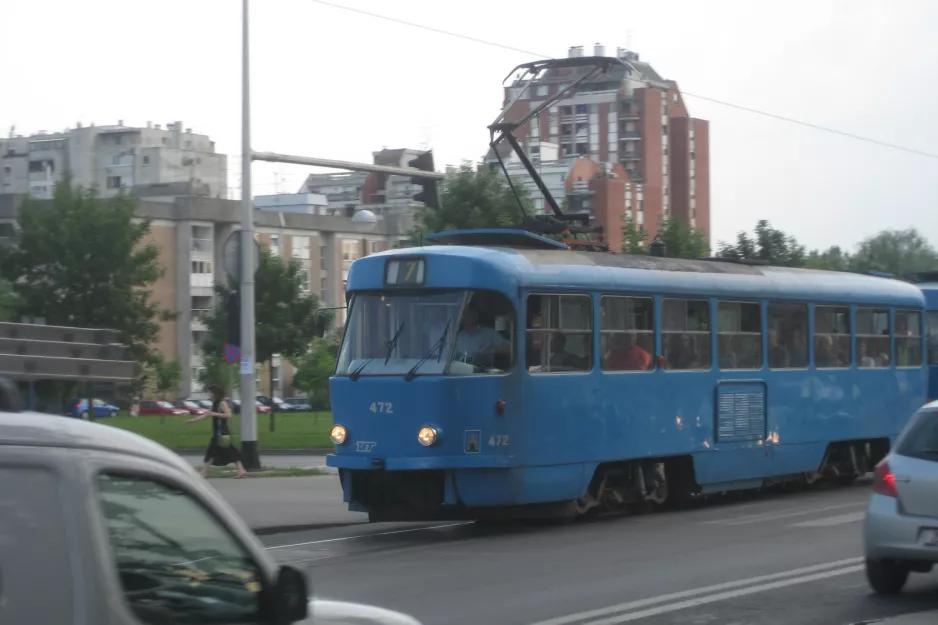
(336, 290, 515, 377)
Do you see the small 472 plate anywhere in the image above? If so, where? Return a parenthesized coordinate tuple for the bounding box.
(918, 529, 938, 547)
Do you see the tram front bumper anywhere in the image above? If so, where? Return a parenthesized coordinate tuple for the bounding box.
(326, 453, 517, 470)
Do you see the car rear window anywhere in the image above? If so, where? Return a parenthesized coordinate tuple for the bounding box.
(895, 408, 938, 461)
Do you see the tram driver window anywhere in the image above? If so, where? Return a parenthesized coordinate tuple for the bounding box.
(662, 298, 711, 370)
(895, 309, 923, 368)
(814, 306, 851, 368)
(526, 294, 592, 373)
(600, 296, 654, 372)
(717, 301, 762, 369)
(453, 291, 515, 373)
(856, 308, 890, 368)
(767, 303, 808, 369)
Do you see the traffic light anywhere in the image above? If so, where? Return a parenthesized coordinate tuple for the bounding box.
(408, 150, 441, 210)
(226, 290, 241, 347)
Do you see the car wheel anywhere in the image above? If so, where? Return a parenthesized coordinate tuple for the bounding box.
(79, 411, 90, 420)
(866, 558, 909, 594)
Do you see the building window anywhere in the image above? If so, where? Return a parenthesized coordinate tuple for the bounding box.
(106, 176, 122, 189)
(536, 85, 548, 97)
(600, 296, 654, 372)
(717, 301, 762, 369)
(142, 155, 150, 165)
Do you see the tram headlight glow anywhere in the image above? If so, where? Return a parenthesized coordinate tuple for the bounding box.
(417, 426, 438, 447)
(330, 424, 348, 445)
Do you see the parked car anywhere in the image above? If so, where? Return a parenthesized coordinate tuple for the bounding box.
(284, 397, 312, 411)
(0, 406, 422, 624)
(864, 400, 938, 593)
(68, 398, 120, 420)
(257, 395, 303, 412)
(171, 400, 209, 416)
(137, 400, 189, 417)
(231, 398, 272, 414)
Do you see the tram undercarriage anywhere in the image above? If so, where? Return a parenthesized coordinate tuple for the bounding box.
(342, 437, 890, 523)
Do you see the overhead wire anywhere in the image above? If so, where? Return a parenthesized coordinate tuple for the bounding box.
(308, 0, 938, 161)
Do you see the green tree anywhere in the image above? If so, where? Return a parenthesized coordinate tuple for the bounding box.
(197, 354, 237, 397)
(0, 178, 170, 364)
(716, 220, 806, 267)
(621, 214, 648, 254)
(201, 249, 331, 430)
(291, 337, 337, 411)
(152, 356, 182, 400)
(622, 216, 709, 258)
(850, 228, 938, 277)
(805, 246, 853, 271)
(405, 165, 532, 243)
(0, 279, 18, 322)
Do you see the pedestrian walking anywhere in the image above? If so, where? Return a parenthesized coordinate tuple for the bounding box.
(185, 384, 247, 479)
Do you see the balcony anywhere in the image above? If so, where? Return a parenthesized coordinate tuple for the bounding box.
(569, 181, 593, 196)
(191, 238, 212, 253)
(619, 131, 642, 140)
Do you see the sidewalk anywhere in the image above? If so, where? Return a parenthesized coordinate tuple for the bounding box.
(209, 475, 366, 533)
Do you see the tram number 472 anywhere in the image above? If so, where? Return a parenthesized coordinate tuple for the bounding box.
(488, 435, 509, 447)
(369, 402, 393, 414)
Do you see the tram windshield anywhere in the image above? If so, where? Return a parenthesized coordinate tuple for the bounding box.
(336, 290, 516, 378)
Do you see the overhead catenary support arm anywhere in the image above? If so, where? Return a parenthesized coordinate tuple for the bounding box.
(252, 152, 445, 180)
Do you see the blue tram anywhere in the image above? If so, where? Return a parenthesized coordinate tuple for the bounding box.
(907, 273, 938, 401)
(325, 231, 929, 521)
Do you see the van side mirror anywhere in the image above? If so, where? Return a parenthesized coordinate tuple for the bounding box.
(273, 565, 309, 623)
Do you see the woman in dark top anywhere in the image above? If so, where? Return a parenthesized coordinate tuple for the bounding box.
(185, 385, 247, 478)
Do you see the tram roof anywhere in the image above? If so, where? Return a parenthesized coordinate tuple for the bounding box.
(349, 245, 926, 307)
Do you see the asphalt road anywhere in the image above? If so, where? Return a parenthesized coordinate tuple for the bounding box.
(179, 453, 330, 470)
(255, 482, 938, 625)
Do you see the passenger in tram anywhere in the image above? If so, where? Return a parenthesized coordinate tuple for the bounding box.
(665, 333, 697, 369)
(718, 334, 737, 369)
(768, 328, 790, 368)
(548, 332, 588, 371)
(453, 305, 509, 363)
(604, 332, 652, 371)
(858, 340, 877, 368)
(815, 335, 845, 368)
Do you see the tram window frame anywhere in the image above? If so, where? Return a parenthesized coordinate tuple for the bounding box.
(599, 295, 655, 373)
(894, 309, 923, 368)
(766, 302, 809, 370)
(525, 293, 593, 374)
(855, 307, 890, 368)
(717, 301, 763, 370)
(661, 298, 711, 371)
(928, 311, 938, 366)
(814, 305, 851, 369)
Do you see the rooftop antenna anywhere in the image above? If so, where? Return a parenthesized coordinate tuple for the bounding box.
(8, 125, 14, 139)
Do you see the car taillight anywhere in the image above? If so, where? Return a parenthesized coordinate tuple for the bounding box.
(872, 459, 899, 498)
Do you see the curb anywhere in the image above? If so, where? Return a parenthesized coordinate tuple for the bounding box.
(253, 520, 369, 536)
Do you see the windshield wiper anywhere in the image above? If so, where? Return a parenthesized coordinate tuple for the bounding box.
(349, 322, 406, 381)
(404, 319, 451, 382)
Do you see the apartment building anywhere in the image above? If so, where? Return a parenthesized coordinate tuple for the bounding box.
(0, 193, 412, 399)
(0, 121, 228, 200)
(490, 44, 711, 244)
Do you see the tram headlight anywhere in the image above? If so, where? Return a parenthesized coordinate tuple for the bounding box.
(417, 426, 438, 447)
(330, 424, 348, 445)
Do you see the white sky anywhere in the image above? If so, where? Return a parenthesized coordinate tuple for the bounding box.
(2, 0, 937, 252)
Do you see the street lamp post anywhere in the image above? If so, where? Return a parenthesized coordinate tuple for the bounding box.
(240, 0, 260, 469)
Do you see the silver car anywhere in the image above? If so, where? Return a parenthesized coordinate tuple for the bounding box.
(0, 410, 421, 624)
(864, 400, 938, 594)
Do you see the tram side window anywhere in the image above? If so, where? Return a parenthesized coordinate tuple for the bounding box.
(814, 306, 851, 368)
(766, 303, 808, 369)
(662, 298, 711, 370)
(717, 301, 762, 369)
(855, 307, 890, 368)
(600, 296, 654, 372)
(928, 311, 938, 365)
(894, 309, 923, 368)
(526, 294, 591, 373)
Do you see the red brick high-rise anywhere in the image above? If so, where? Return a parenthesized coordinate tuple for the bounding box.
(494, 44, 711, 247)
